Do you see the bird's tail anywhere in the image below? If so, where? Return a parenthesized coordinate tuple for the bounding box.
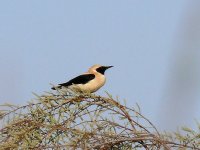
(51, 85, 61, 90)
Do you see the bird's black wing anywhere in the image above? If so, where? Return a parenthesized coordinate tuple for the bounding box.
(59, 74, 95, 87)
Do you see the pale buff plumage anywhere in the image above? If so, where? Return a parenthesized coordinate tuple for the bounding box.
(73, 65, 106, 93)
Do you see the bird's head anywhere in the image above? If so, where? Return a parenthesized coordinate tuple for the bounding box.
(89, 64, 113, 75)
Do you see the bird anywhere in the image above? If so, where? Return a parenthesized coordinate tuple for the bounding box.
(51, 64, 113, 93)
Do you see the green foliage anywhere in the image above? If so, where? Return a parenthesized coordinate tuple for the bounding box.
(0, 89, 200, 149)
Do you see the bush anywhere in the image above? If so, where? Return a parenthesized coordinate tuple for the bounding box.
(0, 89, 200, 149)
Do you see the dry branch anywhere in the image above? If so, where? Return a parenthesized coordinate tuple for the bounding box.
(0, 89, 199, 150)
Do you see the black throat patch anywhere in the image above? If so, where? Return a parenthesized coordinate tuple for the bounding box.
(96, 66, 107, 75)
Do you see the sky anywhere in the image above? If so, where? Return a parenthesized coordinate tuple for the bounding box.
(0, 0, 199, 131)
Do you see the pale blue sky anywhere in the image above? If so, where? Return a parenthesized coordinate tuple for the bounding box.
(1, 0, 199, 130)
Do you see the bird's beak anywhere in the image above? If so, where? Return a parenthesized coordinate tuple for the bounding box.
(105, 66, 113, 69)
